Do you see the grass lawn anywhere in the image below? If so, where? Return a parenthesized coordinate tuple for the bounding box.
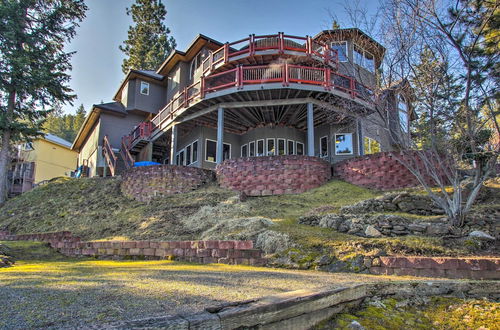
(1, 241, 433, 329)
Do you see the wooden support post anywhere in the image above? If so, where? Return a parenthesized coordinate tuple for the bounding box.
(307, 103, 315, 157)
(216, 107, 224, 164)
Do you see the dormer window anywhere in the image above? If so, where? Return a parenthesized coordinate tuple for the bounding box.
(331, 41, 347, 62)
(140, 81, 150, 95)
(398, 95, 409, 133)
(353, 44, 375, 73)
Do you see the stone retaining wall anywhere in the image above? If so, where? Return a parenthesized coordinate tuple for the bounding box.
(335, 151, 445, 190)
(370, 256, 500, 280)
(216, 156, 332, 196)
(104, 281, 500, 329)
(0, 231, 266, 266)
(121, 165, 215, 202)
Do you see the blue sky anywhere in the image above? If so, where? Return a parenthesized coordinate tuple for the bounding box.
(63, 0, 380, 114)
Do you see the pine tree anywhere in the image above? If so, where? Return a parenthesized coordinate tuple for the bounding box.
(119, 0, 176, 74)
(74, 104, 86, 135)
(0, 0, 87, 203)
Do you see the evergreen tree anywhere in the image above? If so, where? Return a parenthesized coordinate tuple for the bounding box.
(0, 0, 87, 203)
(119, 0, 176, 74)
(74, 104, 86, 134)
(43, 103, 87, 143)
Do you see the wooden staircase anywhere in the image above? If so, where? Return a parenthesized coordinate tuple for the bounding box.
(102, 135, 117, 176)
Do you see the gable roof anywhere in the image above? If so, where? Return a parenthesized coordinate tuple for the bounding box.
(43, 134, 72, 149)
(71, 101, 127, 151)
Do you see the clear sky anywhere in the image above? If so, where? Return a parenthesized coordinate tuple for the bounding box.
(62, 0, 380, 114)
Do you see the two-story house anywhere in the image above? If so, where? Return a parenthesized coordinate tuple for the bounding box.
(73, 28, 412, 177)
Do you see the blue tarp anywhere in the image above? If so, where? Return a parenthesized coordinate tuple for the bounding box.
(134, 161, 161, 167)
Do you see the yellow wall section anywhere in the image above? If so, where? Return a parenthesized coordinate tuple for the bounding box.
(26, 139, 78, 183)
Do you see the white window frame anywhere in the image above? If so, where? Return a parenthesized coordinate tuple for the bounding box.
(319, 135, 328, 158)
(191, 140, 198, 164)
(205, 139, 231, 163)
(222, 142, 231, 161)
(241, 143, 248, 157)
(140, 81, 150, 95)
(256, 139, 265, 156)
(296, 142, 305, 155)
(266, 138, 276, 156)
(353, 43, 375, 73)
(186, 144, 192, 166)
(331, 41, 348, 62)
(277, 138, 286, 155)
(249, 141, 256, 157)
(335, 133, 354, 155)
(177, 148, 186, 165)
(287, 140, 295, 155)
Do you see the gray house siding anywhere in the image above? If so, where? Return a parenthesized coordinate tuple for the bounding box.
(125, 79, 166, 115)
(99, 112, 147, 149)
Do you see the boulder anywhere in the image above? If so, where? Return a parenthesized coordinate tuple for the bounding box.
(469, 230, 495, 241)
(426, 224, 450, 236)
(365, 225, 383, 238)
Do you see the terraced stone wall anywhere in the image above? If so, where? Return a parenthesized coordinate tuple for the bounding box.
(121, 165, 215, 202)
(0, 231, 266, 266)
(216, 156, 332, 196)
(335, 152, 446, 190)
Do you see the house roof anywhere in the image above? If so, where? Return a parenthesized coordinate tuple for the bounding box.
(71, 101, 127, 151)
(43, 134, 72, 149)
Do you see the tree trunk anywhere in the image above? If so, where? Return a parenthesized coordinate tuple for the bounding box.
(0, 91, 16, 205)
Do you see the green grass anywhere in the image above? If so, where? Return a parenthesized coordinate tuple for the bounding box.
(0, 241, 426, 329)
(316, 297, 500, 330)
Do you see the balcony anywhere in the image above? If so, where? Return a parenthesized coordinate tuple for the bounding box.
(201, 32, 338, 74)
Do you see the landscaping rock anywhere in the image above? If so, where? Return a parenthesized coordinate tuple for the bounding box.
(365, 225, 383, 238)
(468, 230, 495, 241)
(426, 224, 449, 236)
(255, 230, 292, 254)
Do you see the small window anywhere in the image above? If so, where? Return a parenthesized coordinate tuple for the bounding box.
(249, 141, 256, 157)
(365, 51, 375, 73)
(320, 136, 328, 158)
(175, 154, 180, 165)
(398, 95, 409, 133)
(257, 139, 264, 156)
(241, 144, 248, 157)
(353, 44, 375, 73)
(192, 140, 198, 163)
(223, 143, 231, 161)
(186, 145, 192, 165)
(277, 139, 286, 155)
(140, 81, 150, 95)
(331, 41, 347, 62)
(205, 139, 216, 162)
(267, 138, 275, 156)
(364, 137, 381, 155)
(335, 133, 353, 155)
(354, 45, 364, 67)
(179, 149, 185, 165)
(287, 140, 295, 155)
(296, 142, 304, 155)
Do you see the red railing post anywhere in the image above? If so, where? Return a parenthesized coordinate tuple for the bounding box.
(283, 62, 289, 86)
(183, 87, 188, 108)
(249, 34, 255, 56)
(324, 45, 330, 65)
(279, 32, 284, 54)
(200, 76, 205, 98)
(325, 68, 331, 90)
(223, 43, 229, 64)
(306, 36, 311, 56)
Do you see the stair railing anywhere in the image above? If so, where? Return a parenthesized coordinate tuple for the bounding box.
(102, 135, 117, 176)
(120, 135, 135, 169)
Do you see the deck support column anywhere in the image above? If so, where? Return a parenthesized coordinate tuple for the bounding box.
(170, 125, 177, 165)
(216, 107, 224, 164)
(307, 102, 315, 156)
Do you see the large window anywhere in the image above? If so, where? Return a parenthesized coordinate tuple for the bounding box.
(287, 140, 295, 155)
(189, 51, 208, 81)
(353, 44, 375, 73)
(241, 144, 248, 157)
(398, 95, 409, 133)
(335, 133, 353, 155)
(267, 138, 275, 156)
(140, 81, 150, 95)
(205, 139, 231, 162)
(331, 41, 347, 62)
(249, 141, 255, 157)
(179, 149, 185, 165)
(296, 142, 304, 155)
(277, 139, 286, 155)
(364, 137, 380, 155)
(192, 141, 198, 163)
(320, 136, 328, 158)
(257, 139, 265, 156)
(186, 145, 192, 165)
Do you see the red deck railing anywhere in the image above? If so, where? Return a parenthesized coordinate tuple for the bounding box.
(201, 32, 338, 75)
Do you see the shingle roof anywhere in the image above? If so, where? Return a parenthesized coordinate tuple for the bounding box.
(44, 134, 72, 148)
(132, 70, 164, 80)
(94, 101, 127, 115)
